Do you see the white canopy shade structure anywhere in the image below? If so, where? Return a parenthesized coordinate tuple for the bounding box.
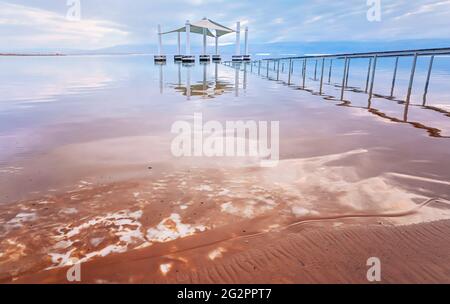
(192, 18, 235, 37)
(193, 18, 234, 59)
(161, 24, 216, 37)
(159, 18, 237, 62)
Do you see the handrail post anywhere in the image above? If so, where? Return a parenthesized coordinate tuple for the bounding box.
(276, 60, 280, 81)
(302, 59, 307, 88)
(319, 58, 325, 95)
(258, 60, 261, 75)
(328, 59, 333, 84)
(345, 58, 351, 87)
(314, 59, 318, 81)
(301, 59, 304, 79)
(403, 99, 410, 122)
(390, 57, 399, 97)
(365, 58, 372, 93)
(291, 59, 294, 80)
(423, 55, 435, 106)
(405, 53, 418, 105)
(368, 55, 378, 101)
(243, 63, 247, 90)
(266, 60, 270, 78)
(341, 57, 348, 100)
(288, 59, 292, 85)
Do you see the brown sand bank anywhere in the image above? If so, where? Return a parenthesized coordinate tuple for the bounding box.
(10, 219, 450, 284)
(1, 151, 449, 284)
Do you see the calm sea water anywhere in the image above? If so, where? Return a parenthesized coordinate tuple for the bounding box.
(0, 55, 449, 204)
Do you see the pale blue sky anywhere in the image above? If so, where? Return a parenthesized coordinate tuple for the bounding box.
(1, 0, 450, 50)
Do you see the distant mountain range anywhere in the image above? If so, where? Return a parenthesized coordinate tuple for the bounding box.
(2, 39, 450, 57)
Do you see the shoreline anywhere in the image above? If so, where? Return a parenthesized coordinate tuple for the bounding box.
(0, 53, 152, 57)
(0, 53, 66, 57)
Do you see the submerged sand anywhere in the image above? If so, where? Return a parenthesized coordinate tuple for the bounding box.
(1, 151, 449, 283)
(14, 219, 450, 284)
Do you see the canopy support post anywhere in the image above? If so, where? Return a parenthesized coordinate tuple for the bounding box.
(212, 36, 220, 62)
(174, 32, 182, 61)
(186, 21, 190, 55)
(177, 32, 181, 55)
(203, 29, 207, 55)
(232, 21, 242, 62)
(154, 24, 166, 63)
(243, 26, 250, 61)
(182, 20, 194, 63)
(215, 36, 219, 55)
(200, 27, 210, 62)
(236, 21, 240, 55)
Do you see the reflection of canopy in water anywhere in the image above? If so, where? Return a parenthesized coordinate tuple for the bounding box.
(173, 81, 233, 98)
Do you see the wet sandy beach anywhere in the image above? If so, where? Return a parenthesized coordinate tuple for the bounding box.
(12, 219, 450, 284)
(1, 165, 449, 283)
(1, 56, 450, 283)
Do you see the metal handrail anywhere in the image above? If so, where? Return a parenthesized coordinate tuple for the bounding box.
(263, 47, 450, 61)
(224, 47, 450, 105)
